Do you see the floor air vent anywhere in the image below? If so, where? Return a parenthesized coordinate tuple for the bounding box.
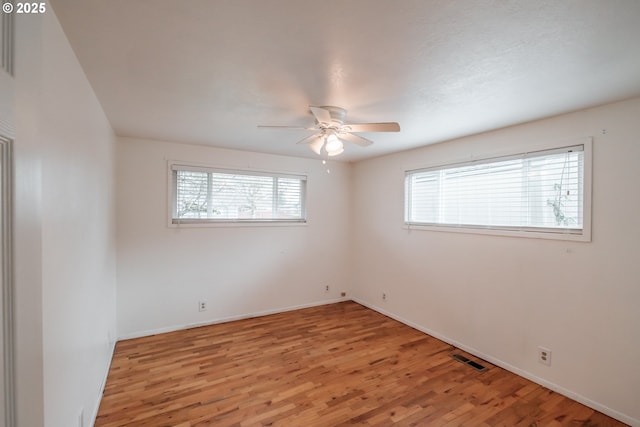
(451, 353, 488, 371)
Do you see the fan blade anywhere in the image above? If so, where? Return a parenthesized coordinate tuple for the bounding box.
(345, 122, 400, 133)
(308, 136, 325, 155)
(340, 133, 374, 147)
(258, 125, 315, 130)
(309, 106, 332, 125)
(295, 133, 322, 145)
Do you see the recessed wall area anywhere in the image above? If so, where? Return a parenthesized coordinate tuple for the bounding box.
(116, 137, 352, 338)
(113, 98, 640, 426)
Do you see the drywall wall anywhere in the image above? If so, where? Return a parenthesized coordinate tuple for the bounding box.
(116, 138, 351, 338)
(13, 4, 118, 427)
(351, 97, 640, 425)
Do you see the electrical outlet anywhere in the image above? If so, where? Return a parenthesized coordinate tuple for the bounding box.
(198, 301, 207, 312)
(325, 285, 330, 293)
(341, 291, 346, 297)
(382, 293, 387, 301)
(538, 347, 552, 366)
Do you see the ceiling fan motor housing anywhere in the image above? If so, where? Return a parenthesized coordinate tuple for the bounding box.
(318, 106, 347, 126)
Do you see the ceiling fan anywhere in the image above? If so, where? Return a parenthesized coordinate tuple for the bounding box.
(258, 106, 400, 157)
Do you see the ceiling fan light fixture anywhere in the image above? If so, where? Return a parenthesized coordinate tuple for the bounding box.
(308, 137, 325, 155)
(258, 105, 400, 158)
(325, 134, 343, 156)
(327, 147, 344, 156)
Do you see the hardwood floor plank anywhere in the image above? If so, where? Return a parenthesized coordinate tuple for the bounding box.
(96, 302, 627, 426)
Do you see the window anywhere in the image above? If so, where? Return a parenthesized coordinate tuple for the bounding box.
(405, 141, 591, 240)
(170, 163, 306, 225)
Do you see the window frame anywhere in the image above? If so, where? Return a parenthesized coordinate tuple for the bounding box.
(403, 138, 592, 242)
(167, 161, 307, 227)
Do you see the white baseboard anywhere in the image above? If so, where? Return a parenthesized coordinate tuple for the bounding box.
(117, 297, 349, 341)
(351, 297, 639, 427)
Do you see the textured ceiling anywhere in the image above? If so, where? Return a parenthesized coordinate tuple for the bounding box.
(50, 0, 640, 162)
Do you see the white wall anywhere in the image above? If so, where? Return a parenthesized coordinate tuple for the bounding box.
(351, 97, 640, 425)
(13, 4, 117, 427)
(14, 12, 45, 427)
(116, 138, 352, 338)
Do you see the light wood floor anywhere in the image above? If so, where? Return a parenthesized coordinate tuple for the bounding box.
(96, 302, 626, 426)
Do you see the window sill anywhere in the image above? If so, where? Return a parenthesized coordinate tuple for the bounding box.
(403, 223, 591, 242)
(169, 219, 307, 229)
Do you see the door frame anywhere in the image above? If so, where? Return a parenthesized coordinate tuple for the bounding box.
(0, 136, 14, 427)
(0, 7, 14, 425)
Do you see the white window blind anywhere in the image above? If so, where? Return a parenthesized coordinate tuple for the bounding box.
(405, 145, 585, 235)
(171, 164, 306, 223)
